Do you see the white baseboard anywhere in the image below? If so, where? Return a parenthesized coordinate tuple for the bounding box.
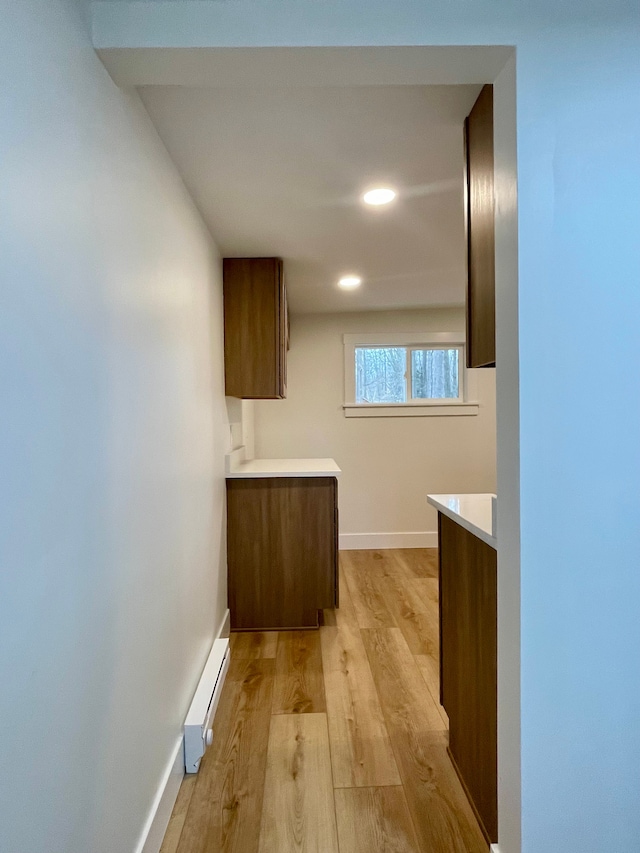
(490, 844, 501, 853)
(135, 608, 231, 853)
(217, 607, 231, 640)
(137, 735, 184, 853)
(339, 531, 438, 550)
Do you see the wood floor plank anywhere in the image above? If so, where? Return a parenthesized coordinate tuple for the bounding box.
(362, 628, 486, 853)
(407, 575, 448, 725)
(334, 786, 420, 853)
(378, 572, 440, 659)
(360, 627, 444, 733)
(334, 562, 360, 628)
(394, 548, 439, 579)
(321, 613, 400, 787)
(402, 729, 487, 853)
(175, 658, 274, 853)
(272, 630, 326, 714)
(230, 631, 279, 659)
(409, 577, 439, 616)
(159, 774, 197, 853)
(342, 554, 396, 629)
(227, 651, 277, 683)
(415, 654, 449, 728)
(258, 713, 339, 853)
(346, 549, 439, 582)
(343, 549, 403, 580)
(322, 559, 356, 628)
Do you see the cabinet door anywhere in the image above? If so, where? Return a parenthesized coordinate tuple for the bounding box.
(227, 477, 337, 630)
(465, 84, 496, 368)
(223, 257, 288, 399)
(439, 513, 497, 842)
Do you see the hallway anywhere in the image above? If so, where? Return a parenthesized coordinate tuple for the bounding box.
(161, 550, 487, 853)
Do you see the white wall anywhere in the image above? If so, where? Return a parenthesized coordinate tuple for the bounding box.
(226, 397, 255, 457)
(254, 308, 496, 544)
(0, 3, 229, 852)
(516, 30, 640, 853)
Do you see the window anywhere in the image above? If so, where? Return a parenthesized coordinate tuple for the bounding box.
(355, 347, 407, 403)
(344, 333, 479, 417)
(355, 346, 461, 403)
(411, 348, 460, 400)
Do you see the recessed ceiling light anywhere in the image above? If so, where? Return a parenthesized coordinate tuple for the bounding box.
(338, 275, 362, 290)
(362, 187, 397, 206)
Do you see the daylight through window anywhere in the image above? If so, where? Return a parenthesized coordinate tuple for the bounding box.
(355, 346, 461, 404)
(411, 348, 459, 399)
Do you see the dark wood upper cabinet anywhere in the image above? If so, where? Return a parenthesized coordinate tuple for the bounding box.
(223, 257, 288, 398)
(465, 84, 496, 368)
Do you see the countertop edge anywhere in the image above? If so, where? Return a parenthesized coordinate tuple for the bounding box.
(428, 493, 497, 550)
(225, 453, 342, 479)
(226, 469, 341, 479)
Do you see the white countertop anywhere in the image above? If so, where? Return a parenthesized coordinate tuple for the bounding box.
(427, 493, 497, 550)
(226, 447, 341, 479)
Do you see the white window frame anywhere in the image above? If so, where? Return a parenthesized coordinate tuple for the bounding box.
(343, 332, 479, 418)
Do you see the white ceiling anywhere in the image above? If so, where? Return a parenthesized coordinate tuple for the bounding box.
(139, 83, 481, 314)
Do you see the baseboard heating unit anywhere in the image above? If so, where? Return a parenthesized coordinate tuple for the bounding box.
(184, 637, 230, 774)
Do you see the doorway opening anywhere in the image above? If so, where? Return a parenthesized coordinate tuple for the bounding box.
(103, 45, 519, 853)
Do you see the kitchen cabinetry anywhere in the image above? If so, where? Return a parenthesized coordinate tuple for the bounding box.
(438, 510, 497, 843)
(223, 257, 288, 398)
(465, 84, 496, 368)
(226, 476, 338, 630)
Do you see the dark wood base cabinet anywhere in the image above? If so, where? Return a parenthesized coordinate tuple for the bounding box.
(439, 512, 498, 844)
(226, 477, 338, 631)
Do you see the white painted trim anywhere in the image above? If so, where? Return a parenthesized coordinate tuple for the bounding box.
(216, 608, 231, 641)
(339, 531, 438, 550)
(343, 331, 465, 346)
(134, 608, 231, 853)
(490, 845, 502, 853)
(343, 402, 479, 418)
(137, 736, 184, 853)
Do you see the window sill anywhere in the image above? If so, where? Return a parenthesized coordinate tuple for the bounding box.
(343, 402, 480, 418)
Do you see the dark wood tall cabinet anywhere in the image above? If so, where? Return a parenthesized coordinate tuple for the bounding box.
(465, 84, 496, 368)
(223, 257, 287, 398)
(227, 477, 339, 631)
(439, 512, 498, 843)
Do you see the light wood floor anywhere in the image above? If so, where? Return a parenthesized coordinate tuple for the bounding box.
(161, 549, 488, 853)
